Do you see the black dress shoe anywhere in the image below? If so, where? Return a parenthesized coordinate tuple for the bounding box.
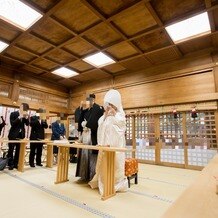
(36, 163, 43, 167)
(8, 166, 14, 170)
(30, 164, 35, 167)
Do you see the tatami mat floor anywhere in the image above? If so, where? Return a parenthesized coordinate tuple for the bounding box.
(0, 163, 200, 218)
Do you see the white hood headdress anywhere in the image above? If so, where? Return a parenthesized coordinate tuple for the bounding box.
(104, 89, 124, 114)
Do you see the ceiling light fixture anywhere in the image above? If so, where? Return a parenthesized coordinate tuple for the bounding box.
(83, 52, 115, 68)
(165, 12, 211, 43)
(0, 0, 43, 30)
(51, 67, 78, 78)
(0, 41, 9, 53)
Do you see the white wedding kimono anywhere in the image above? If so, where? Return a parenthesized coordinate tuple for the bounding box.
(89, 90, 128, 195)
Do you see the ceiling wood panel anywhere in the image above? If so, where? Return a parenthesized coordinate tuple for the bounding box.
(106, 41, 139, 59)
(73, 69, 111, 82)
(83, 23, 122, 48)
(68, 60, 94, 72)
(0, 0, 217, 88)
(62, 37, 97, 57)
(132, 29, 171, 52)
(0, 20, 21, 42)
(31, 58, 59, 70)
(52, 0, 101, 33)
(178, 35, 212, 54)
(151, 0, 205, 23)
(121, 56, 152, 71)
(31, 18, 73, 45)
(27, 0, 60, 11)
(15, 34, 52, 55)
(112, 2, 157, 37)
(44, 49, 76, 64)
(4, 47, 36, 62)
(87, 0, 140, 17)
(146, 46, 181, 64)
(21, 65, 44, 74)
(103, 63, 127, 74)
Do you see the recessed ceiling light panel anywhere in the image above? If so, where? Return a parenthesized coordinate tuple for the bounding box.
(0, 41, 9, 53)
(83, 52, 115, 67)
(51, 67, 78, 78)
(0, 0, 43, 30)
(165, 12, 211, 43)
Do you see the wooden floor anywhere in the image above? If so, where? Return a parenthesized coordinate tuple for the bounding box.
(0, 164, 200, 218)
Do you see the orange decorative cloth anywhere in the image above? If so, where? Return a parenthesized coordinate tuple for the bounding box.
(125, 158, 138, 177)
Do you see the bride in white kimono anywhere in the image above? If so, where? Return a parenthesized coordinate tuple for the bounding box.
(89, 89, 128, 195)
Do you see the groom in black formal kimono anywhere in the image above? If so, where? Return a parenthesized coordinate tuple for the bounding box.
(86, 94, 104, 153)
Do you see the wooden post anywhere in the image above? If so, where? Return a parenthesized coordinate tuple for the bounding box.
(102, 151, 116, 200)
(46, 143, 53, 168)
(132, 115, 136, 158)
(154, 115, 161, 165)
(214, 109, 218, 149)
(55, 146, 69, 184)
(10, 80, 20, 102)
(182, 112, 188, 168)
(18, 142, 27, 172)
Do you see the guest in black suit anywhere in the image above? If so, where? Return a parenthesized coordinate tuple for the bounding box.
(29, 109, 48, 167)
(0, 116, 6, 135)
(8, 103, 29, 170)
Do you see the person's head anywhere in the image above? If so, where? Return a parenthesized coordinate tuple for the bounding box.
(56, 116, 61, 123)
(85, 97, 92, 109)
(103, 89, 124, 114)
(35, 113, 40, 119)
(89, 93, 95, 104)
(20, 103, 29, 116)
(37, 108, 46, 120)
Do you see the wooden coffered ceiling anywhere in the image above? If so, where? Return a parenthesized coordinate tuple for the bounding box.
(0, 0, 218, 88)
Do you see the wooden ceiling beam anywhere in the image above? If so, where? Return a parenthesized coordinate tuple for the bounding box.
(205, 0, 216, 32)
(80, 0, 151, 65)
(56, 78, 81, 85)
(145, 1, 183, 57)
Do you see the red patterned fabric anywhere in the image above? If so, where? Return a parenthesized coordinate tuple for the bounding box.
(125, 158, 138, 177)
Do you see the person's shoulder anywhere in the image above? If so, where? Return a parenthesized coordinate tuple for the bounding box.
(93, 103, 102, 109)
(11, 111, 18, 115)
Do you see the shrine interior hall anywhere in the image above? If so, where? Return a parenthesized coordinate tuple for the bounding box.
(0, 0, 218, 218)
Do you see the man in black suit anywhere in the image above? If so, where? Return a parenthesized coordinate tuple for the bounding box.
(29, 109, 48, 167)
(8, 103, 29, 170)
(0, 116, 6, 135)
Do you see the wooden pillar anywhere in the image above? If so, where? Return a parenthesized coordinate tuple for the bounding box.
(102, 151, 116, 200)
(182, 112, 188, 168)
(46, 144, 53, 168)
(214, 109, 218, 149)
(154, 115, 161, 165)
(132, 115, 136, 158)
(55, 146, 69, 184)
(213, 66, 218, 93)
(10, 80, 20, 102)
(18, 142, 27, 172)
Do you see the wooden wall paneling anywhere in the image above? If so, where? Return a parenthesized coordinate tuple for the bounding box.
(213, 66, 218, 92)
(118, 71, 215, 108)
